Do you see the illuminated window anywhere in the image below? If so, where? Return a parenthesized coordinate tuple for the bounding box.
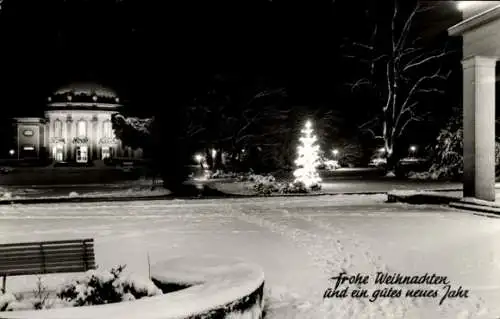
(101, 146, 110, 159)
(103, 120, 113, 137)
(23, 130, 34, 137)
(54, 120, 62, 137)
(77, 120, 87, 137)
(52, 144, 63, 161)
(76, 146, 88, 163)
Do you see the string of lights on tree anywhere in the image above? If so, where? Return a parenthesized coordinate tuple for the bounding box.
(293, 120, 322, 189)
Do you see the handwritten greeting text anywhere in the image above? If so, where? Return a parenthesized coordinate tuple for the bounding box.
(323, 272, 469, 305)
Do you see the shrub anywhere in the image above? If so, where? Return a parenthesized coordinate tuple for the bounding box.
(251, 175, 279, 196)
(32, 276, 51, 310)
(250, 174, 321, 195)
(0, 266, 162, 312)
(0, 292, 17, 311)
(253, 183, 276, 196)
(427, 110, 500, 180)
(57, 265, 162, 307)
(278, 181, 308, 194)
(209, 170, 239, 179)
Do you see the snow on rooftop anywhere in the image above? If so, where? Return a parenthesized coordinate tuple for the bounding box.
(53, 82, 118, 99)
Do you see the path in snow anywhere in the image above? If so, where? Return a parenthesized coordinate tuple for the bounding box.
(0, 195, 500, 318)
(232, 199, 492, 318)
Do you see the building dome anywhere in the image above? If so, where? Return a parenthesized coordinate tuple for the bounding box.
(53, 82, 118, 99)
(47, 82, 121, 109)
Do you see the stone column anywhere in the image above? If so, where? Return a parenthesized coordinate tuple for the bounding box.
(66, 117, 73, 161)
(462, 56, 497, 201)
(92, 117, 98, 160)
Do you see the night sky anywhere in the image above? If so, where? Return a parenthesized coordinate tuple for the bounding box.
(0, 0, 460, 119)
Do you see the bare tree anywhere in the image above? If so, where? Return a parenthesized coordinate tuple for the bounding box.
(191, 76, 289, 170)
(343, 0, 454, 167)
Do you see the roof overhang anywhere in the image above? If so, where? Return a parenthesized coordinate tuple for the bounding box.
(47, 102, 122, 109)
(448, 4, 500, 36)
(13, 117, 48, 124)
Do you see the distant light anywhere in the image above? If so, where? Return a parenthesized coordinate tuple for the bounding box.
(211, 149, 217, 158)
(194, 154, 203, 163)
(92, 95, 98, 101)
(379, 147, 386, 153)
(9, 149, 14, 156)
(457, 1, 481, 10)
(23, 146, 34, 151)
(409, 145, 417, 152)
(332, 149, 339, 156)
(305, 120, 312, 129)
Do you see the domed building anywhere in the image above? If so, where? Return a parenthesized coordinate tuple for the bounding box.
(14, 82, 142, 163)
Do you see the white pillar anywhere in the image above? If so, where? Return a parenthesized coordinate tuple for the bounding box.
(66, 118, 72, 161)
(92, 118, 98, 160)
(462, 56, 497, 201)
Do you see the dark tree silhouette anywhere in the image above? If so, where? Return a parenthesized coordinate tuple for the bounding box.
(342, 0, 455, 169)
(190, 74, 289, 172)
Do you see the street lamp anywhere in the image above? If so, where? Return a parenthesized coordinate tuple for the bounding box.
(409, 145, 417, 157)
(8, 149, 14, 156)
(194, 154, 203, 163)
(332, 149, 339, 159)
(194, 153, 204, 169)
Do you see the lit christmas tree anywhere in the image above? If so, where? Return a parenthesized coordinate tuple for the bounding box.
(293, 120, 322, 189)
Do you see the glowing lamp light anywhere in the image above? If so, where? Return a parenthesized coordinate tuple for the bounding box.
(332, 149, 339, 156)
(211, 149, 217, 159)
(379, 147, 386, 153)
(194, 154, 203, 163)
(409, 145, 417, 152)
(9, 149, 14, 156)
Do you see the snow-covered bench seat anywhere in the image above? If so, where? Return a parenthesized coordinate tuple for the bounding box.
(1, 255, 265, 319)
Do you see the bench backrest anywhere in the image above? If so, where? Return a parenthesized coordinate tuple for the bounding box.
(0, 239, 95, 276)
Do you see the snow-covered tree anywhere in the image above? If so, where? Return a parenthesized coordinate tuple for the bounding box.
(111, 114, 154, 153)
(342, 0, 456, 169)
(293, 120, 322, 189)
(428, 109, 500, 180)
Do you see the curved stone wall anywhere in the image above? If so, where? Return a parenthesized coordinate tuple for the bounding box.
(0, 255, 265, 319)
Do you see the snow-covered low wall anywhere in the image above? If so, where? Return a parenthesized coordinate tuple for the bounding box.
(0, 256, 265, 319)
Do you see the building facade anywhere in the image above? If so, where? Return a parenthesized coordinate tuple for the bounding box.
(449, 2, 500, 201)
(14, 82, 142, 163)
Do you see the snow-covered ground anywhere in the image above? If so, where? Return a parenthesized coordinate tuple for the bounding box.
(0, 186, 169, 200)
(1, 195, 500, 318)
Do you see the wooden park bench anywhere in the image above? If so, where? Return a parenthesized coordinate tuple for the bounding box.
(0, 238, 95, 293)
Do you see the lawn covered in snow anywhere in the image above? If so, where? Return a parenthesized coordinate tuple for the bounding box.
(0, 187, 170, 201)
(1, 195, 500, 318)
